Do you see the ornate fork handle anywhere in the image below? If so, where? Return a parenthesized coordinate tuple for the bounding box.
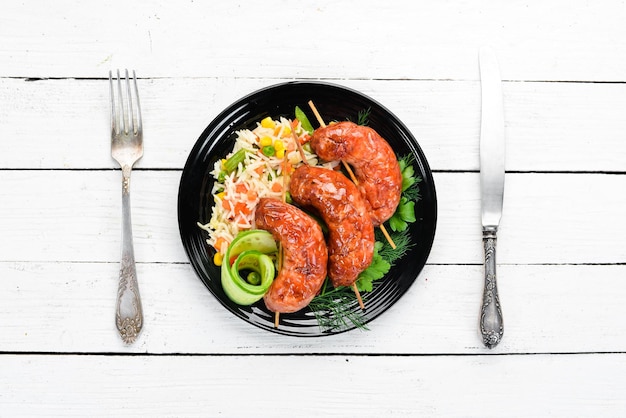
(116, 164, 143, 344)
(480, 229, 503, 348)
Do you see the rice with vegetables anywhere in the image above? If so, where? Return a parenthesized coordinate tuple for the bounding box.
(197, 115, 336, 264)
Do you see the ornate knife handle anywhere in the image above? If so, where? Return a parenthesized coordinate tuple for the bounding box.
(115, 166, 143, 344)
(480, 228, 503, 348)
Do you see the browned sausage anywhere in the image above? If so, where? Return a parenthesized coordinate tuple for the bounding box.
(310, 121, 402, 226)
(254, 198, 328, 313)
(289, 165, 374, 288)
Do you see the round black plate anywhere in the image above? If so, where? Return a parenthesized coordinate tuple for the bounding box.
(178, 81, 437, 336)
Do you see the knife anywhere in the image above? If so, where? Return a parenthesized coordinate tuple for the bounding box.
(478, 46, 505, 349)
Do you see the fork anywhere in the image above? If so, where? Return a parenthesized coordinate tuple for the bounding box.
(110, 69, 144, 344)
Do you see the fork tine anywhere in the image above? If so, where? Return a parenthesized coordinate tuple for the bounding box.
(124, 69, 135, 135)
(109, 70, 116, 135)
(116, 69, 127, 134)
(132, 70, 142, 134)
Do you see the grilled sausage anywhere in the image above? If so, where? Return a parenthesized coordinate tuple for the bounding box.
(310, 121, 402, 226)
(290, 165, 374, 288)
(255, 198, 328, 313)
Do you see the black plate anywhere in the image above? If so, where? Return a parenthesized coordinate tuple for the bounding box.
(178, 81, 437, 336)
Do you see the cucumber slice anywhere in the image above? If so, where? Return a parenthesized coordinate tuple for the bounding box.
(221, 230, 278, 305)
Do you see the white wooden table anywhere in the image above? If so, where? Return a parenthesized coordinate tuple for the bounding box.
(2, 1, 626, 416)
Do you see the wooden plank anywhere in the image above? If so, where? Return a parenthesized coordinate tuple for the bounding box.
(1, 77, 625, 172)
(1, 1, 625, 81)
(1, 353, 625, 417)
(2, 262, 625, 354)
(0, 171, 624, 264)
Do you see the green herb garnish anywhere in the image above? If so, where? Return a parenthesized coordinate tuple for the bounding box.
(389, 197, 416, 232)
(355, 241, 390, 292)
(357, 107, 371, 126)
(346, 107, 372, 126)
(308, 286, 370, 331)
(376, 228, 413, 265)
(389, 154, 421, 232)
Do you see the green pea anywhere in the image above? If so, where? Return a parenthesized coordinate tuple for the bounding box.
(262, 145, 276, 157)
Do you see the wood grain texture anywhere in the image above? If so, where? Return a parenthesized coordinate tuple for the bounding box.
(2, 262, 626, 354)
(1, 77, 625, 171)
(2, 353, 626, 417)
(1, 0, 625, 81)
(1, 171, 624, 264)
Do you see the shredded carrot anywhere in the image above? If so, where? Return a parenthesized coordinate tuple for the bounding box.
(222, 199, 232, 211)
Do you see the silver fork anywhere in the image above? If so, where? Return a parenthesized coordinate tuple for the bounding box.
(110, 69, 144, 344)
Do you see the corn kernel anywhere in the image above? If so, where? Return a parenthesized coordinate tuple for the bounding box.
(261, 117, 275, 129)
(276, 148, 285, 159)
(213, 252, 223, 266)
(274, 140, 285, 151)
(282, 126, 291, 137)
(221, 158, 227, 169)
(259, 136, 273, 147)
(216, 192, 226, 200)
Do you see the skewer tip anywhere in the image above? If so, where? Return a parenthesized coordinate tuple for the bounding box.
(308, 100, 327, 128)
(352, 283, 365, 310)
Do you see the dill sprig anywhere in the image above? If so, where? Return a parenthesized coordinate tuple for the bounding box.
(375, 228, 414, 266)
(357, 107, 371, 126)
(346, 107, 372, 126)
(308, 285, 370, 332)
(403, 177, 422, 202)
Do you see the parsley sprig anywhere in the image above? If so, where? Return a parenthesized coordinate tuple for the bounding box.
(389, 154, 422, 232)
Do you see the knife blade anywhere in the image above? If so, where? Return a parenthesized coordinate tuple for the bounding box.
(479, 46, 505, 348)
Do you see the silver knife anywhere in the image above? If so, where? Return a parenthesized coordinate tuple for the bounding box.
(479, 46, 505, 348)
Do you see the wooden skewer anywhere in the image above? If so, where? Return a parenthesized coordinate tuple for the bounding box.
(352, 283, 365, 310)
(308, 101, 397, 250)
(291, 126, 308, 164)
(274, 312, 280, 328)
(308, 100, 326, 128)
(379, 224, 396, 250)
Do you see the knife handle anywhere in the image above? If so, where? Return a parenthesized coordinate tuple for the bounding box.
(480, 229, 504, 348)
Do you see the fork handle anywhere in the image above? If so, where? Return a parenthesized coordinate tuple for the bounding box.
(116, 165, 143, 344)
(480, 229, 503, 348)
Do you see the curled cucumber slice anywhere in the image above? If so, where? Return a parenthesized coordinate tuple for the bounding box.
(221, 230, 278, 305)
